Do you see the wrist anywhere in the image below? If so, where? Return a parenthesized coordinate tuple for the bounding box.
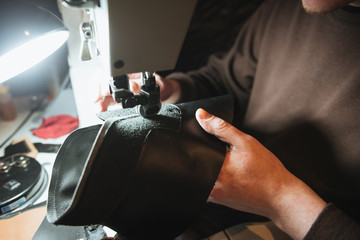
(270, 177, 327, 240)
(159, 78, 181, 103)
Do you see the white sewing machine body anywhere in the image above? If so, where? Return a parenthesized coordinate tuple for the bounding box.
(57, 0, 197, 125)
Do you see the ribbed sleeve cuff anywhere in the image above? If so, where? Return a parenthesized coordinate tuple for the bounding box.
(304, 203, 360, 240)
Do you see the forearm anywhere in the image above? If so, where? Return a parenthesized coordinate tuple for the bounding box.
(166, 61, 230, 104)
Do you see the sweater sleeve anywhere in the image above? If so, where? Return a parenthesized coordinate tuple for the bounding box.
(166, 0, 275, 126)
(304, 203, 360, 240)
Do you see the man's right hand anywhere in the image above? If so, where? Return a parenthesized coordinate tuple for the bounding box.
(195, 108, 327, 240)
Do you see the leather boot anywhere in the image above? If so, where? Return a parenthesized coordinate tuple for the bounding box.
(47, 95, 233, 240)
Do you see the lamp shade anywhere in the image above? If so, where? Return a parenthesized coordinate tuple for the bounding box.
(0, 0, 69, 83)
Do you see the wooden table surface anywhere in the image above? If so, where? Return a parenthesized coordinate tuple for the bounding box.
(0, 206, 46, 240)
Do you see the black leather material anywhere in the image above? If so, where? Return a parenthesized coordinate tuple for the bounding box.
(32, 217, 106, 240)
(47, 95, 233, 240)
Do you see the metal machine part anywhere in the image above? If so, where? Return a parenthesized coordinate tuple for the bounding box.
(0, 155, 48, 218)
(0, 155, 31, 173)
(80, 22, 95, 61)
(110, 71, 161, 117)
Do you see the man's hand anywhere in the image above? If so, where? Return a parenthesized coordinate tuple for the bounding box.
(195, 108, 327, 240)
(94, 73, 181, 112)
(94, 83, 115, 112)
(129, 73, 181, 103)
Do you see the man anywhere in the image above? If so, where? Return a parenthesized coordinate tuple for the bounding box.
(153, 0, 360, 239)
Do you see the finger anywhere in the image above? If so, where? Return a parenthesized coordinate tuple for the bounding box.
(130, 81, 141, 94)
(94, 84, 109, 103)
(128, 72, 142, 79)
(155, 74, 164, 89)
(195, 108, 245, 146)
(99, 95, 115, 112)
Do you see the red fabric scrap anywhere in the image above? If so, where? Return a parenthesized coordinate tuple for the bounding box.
(31, 114, 79, 139)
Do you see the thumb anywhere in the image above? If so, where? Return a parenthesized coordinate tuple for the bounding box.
(195, 108, 243, 146)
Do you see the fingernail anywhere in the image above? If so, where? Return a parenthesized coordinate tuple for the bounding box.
(198, 109, 212, 120)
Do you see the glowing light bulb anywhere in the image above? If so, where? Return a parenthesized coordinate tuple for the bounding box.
(0, 30, 69, 83)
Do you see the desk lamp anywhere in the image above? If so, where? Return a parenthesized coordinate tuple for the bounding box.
(0, 0, 69, 83)
(0, 0, 69, 219)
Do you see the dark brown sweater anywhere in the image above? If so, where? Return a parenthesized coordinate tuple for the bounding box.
(168, 0, 360, 238)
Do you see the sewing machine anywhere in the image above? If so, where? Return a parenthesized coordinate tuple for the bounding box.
(57, 0, 197, 122)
